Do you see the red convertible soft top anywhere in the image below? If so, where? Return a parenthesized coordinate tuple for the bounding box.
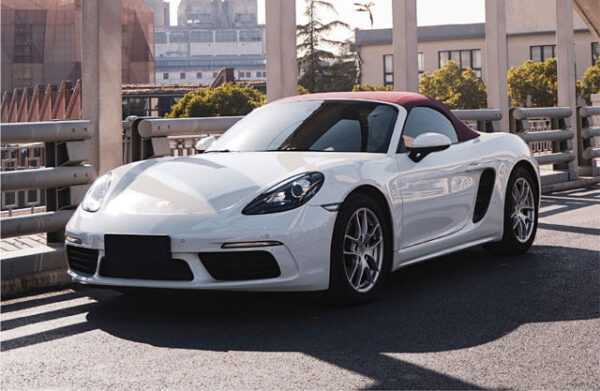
(277, 91, 480, 142)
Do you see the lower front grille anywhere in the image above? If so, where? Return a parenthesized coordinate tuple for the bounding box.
(200, 251, 281, 281)
(99, 258, 194, 281)
(67, 245, 99, 276)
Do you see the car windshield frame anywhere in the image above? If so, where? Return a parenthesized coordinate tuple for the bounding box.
(205, 99, 402, 154)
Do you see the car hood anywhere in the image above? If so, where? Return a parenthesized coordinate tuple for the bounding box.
(101, 152, 375, 216)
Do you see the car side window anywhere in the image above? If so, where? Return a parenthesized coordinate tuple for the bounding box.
(399, 107, 458, 151)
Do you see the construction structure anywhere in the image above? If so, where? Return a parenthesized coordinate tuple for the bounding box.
(0, 0, 155, 92)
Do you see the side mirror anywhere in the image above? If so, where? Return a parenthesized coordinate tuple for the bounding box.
(195, 136, 216, 152)
(407, 132, 451, 162)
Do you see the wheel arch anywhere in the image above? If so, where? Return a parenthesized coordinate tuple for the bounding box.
(343, 185, 395, 252)
(512, 159, 540, 204)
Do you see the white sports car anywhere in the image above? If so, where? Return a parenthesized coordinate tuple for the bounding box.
(66, 92, 540, 304)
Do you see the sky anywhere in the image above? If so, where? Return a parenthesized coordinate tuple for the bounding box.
(167, 0, 486, 37)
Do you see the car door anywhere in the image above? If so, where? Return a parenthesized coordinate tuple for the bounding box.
(393, 107, 482, 248)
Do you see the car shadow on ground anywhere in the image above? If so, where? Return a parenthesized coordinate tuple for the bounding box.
(2, 244, 598, 389)
(70, 244, 597, 389)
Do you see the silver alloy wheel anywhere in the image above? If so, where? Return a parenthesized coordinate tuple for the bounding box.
(343, 207, 384, 293)
(511, 177, 535, 243)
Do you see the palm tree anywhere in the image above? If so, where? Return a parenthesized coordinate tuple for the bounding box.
(297, 0, 350, 92)
(354, 1, 375, 29)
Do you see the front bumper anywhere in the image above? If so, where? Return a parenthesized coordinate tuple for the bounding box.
(65, 205, 337, 292)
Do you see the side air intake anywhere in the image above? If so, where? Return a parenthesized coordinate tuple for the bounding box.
(473, 168, 496, 223)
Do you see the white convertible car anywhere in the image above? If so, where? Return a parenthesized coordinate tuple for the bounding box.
(66, 92, 540, 304)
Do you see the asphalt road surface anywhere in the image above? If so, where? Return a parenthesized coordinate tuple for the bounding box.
(1, 186, 599, 390)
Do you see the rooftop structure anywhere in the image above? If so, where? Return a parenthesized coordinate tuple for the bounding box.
(154, 0, 265, 85)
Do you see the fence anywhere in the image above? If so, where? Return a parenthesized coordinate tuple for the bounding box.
(509, 107, 577, 186)
(577, 106, 600, 176)
(1, 80, 82, 124)
(0, 121, 95, 241)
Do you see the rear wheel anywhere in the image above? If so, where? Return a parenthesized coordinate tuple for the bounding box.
(324, 194, 392, 305)
(485, 166, 538, 255)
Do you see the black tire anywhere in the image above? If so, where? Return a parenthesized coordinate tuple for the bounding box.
(484, 166, 538, 255)
(323, 193, 393, 305)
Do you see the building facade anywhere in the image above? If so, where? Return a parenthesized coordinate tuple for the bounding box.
(154, 0, 266, 85)
(1, 0, 155, 92)
(355, 0, 598, 88)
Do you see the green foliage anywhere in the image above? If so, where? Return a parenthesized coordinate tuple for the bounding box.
(297, 0, 351, 92)
(166, 83, 265, 118)
(297, 85, 310, 95)
(507, 59, 558, 107)
(582, 58, 600, 103)
(508, 58, 591, 107)
(352, 84, 393, 91)
(418, 61, 487, 109)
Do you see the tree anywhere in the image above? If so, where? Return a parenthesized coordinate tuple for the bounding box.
(507, 59, 558, 107)
(507, 58, 588, 107)
(297, 0, 349, 92)
(418, 60, 487, 109)
(166, 83, 265, 118)
(352, 84, 393, 91)
(582, 58, 600, 103)
(354, 1, 375, 29)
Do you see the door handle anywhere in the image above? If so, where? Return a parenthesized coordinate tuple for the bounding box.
(466, 163, 482, 172)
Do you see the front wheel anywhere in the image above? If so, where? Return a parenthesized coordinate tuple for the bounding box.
(324, 194, 392, 305)
(485, 166, 538, 255)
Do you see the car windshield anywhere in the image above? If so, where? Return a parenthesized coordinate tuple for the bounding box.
(206, 100, 399, 153)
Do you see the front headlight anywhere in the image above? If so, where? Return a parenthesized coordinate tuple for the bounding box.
(81, 173, 113, 212)
(242, 172, 324, 215)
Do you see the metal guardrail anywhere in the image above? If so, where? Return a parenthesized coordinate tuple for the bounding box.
(123, 116, 242, 162)
(0, 120, 95, 240)
(509, 107, 577, 186)
(577, 106, 600, 176)
(452, 109, 503, 132)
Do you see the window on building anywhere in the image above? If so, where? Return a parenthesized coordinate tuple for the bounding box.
(170, 31, 188, 43)
(383, 54, 394, 87)
(2, 192, 17, 209)
(163, 73, 169, 80)
(246, 72, 251, 78)
(180, 72, 186, 79)
(190, 31, 212, 43)
(13, 10, 46, 63)
(592, 42, 599, 64)
(215, 31, 237, 42)
(25, 189, 39, 206)
(438, 49, 482, 77)
(530, 45, 556, 62)
(256, 71, 261, 77)
(196, 72, 202, 79)
(155, 32, 167, 44)
(418, 52, 424, 76)
(239, 30, 262, 42)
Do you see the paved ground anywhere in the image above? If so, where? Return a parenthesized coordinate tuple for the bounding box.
(1, 186, 599, 390)
(0, 234, 46, 254)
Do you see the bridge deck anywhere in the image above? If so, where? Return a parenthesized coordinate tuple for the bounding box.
(1, 185, 598, 390)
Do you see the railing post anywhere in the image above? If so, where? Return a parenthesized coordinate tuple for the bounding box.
(265, 0, 297, 101)
(392, 0, 419, 92)
(556, 0, 578, 176)
(82, 0, 124, 176)
(485, 0, 509, 132)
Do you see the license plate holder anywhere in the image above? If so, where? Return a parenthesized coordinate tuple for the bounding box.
(104, 234, 171, 261)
